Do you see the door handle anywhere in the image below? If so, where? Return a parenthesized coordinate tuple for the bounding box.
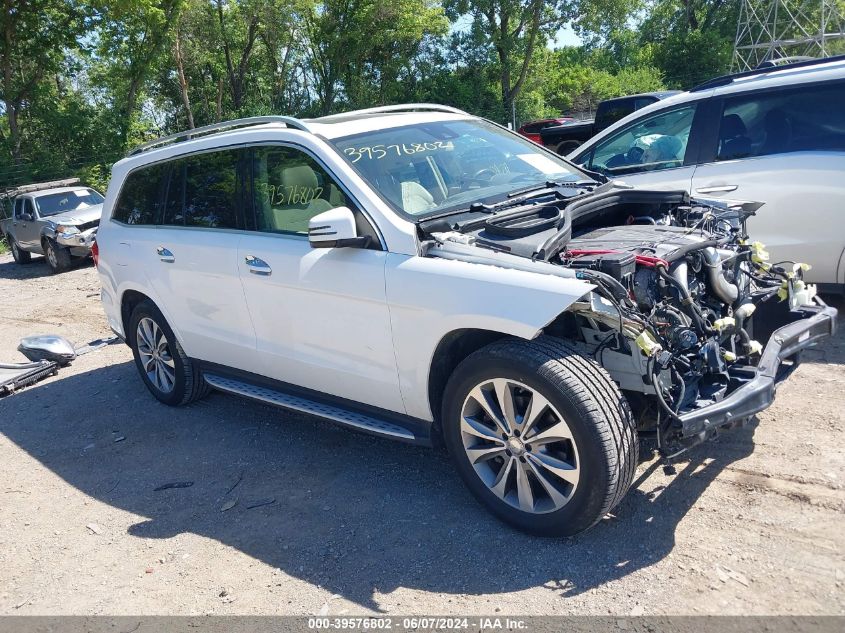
(244, 255, 272, 276)
(156, 246, 175, 263)
(695, 184, 738, 194)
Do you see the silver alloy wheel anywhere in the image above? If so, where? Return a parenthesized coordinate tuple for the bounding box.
(460, 378, 580, 514)
(46, 243, 57, 268)
(136, 317, 176, 394)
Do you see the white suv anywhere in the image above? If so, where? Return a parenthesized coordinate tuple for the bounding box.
(569, 56, 845, 288)
(97, 105, 835, 536)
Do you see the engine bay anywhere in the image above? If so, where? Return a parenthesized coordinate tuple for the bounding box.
(422, 182, 819, 456)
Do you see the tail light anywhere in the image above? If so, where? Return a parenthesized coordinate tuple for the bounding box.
(91, 240, 99, 268)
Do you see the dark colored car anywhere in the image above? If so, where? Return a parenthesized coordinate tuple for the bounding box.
(517, 117, 574, 144)
(539, 91, 680, 155)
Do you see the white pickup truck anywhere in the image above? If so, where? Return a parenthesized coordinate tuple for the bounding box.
(1, 179, 104, 273)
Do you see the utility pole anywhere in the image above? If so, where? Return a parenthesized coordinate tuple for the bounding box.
(733, 0, 845, 71)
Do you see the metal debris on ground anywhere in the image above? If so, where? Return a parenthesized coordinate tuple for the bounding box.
(153, 481, 194, 491)
(245, 497, 275, 509)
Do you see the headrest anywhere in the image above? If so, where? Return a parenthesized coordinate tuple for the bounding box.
(720, 114, 747, 139)
(280, 165, 319, 190)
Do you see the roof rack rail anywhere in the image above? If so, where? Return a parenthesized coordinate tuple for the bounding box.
(690, 53, 845, 92)
(128, 116, 310, 156)
(314, 103, 469, 121)
(1, 178, 81, 199)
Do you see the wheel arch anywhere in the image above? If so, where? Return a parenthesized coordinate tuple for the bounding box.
(120, 289, 158, 343)
(427, 328, 511, 439)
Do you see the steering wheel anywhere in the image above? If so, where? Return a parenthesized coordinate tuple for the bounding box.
(461, 167, 498, 188)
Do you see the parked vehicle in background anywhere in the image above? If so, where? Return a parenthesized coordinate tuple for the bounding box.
(0, 179, 104, 272)
(517, 117, 574, 144)
(96, 106, 834, 536)
(539, 92, 680, 155)
(568, 55, 845, 288)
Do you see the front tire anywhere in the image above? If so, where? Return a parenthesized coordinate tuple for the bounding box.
(44, 239, 71, 273)
(128, 301, 210, 406)
(441, 337, 638, 536)
(9, 238, 32, 264)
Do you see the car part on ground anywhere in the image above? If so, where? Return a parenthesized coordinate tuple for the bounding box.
(18, 335, 77, 365)
(0, 360, 59, 396)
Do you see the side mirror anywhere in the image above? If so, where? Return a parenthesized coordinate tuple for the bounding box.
(20, 213, 33, 222)
(308, 207, 371, 249)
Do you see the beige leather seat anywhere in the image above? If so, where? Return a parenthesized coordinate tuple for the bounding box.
(263, 165, 333, 233)
(401, 181, 436, 214)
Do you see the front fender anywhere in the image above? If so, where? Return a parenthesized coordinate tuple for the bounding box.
(40, 224, 57, 242)
(385, 253, 593, 420)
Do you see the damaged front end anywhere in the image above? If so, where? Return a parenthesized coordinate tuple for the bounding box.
(421, 182, 837, 457)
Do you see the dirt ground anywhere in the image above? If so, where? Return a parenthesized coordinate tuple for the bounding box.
(0, 251, 843, 616)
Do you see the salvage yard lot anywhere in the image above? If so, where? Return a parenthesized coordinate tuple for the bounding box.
(0, 252, 843, 616)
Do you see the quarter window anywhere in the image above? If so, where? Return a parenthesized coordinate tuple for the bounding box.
(112, 164, 167, 225)
(717, 82, 845, 161)
(589, 104, 697, 176)
(252, 146, 350, 235)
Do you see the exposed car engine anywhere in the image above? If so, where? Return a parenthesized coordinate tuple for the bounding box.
(421, 182, 819, 457)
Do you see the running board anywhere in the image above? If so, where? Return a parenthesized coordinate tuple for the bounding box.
(203, 373, 420, 442)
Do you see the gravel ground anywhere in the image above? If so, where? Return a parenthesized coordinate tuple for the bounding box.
(0, 251, 843, 616)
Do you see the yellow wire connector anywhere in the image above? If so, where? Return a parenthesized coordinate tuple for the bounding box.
(748, 340, 763, 355)
(713, 316, 736, 332)
(635, 331, 662, 357)
(750, 241, 770, 264)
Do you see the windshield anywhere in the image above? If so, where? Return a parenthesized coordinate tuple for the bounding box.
(331, 119, 586, 218)
(35, 189, 104, 217)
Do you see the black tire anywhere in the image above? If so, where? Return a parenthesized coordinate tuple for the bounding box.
(44, 238, 72, 273)
(8, 237, 32, 264)
(127, 300, 210, 406)
(441, 336, 638, 537)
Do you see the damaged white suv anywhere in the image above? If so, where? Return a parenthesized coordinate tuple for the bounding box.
(96, 105, 836, 536)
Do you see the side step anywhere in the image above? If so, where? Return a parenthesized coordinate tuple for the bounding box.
(203, 373, 420, 442)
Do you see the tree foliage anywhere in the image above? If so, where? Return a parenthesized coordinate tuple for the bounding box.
(0, 0, 744, 189)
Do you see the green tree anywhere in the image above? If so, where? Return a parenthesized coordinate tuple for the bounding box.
(94, 0, 181, 143)
(0, 0, 90, 162)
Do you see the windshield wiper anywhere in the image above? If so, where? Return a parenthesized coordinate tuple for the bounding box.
(468, 179, 596, 214)
(418, 179, 595, 225)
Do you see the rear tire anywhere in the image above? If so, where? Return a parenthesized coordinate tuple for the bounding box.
(128, 300, 210, 406)
(441, 336, 638, 536)
(9, 238, 32, 264)
(44, 239, 71, 273)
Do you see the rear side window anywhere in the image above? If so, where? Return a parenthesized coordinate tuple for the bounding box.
(112, 164, 167, 225)
(717, 82, 845, 161)
(163, 149, 245, 229)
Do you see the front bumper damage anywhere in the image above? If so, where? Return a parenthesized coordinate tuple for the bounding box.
(676, 297, 837, 446)
(57, 227, 97, 255)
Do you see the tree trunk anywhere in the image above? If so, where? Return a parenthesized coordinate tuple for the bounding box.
(173, 29, 195, 129)
(2, 0, 21, 163)
(216, 76, 224, 122)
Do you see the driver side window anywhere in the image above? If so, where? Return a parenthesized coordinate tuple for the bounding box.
(589, 104, 697, 176)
